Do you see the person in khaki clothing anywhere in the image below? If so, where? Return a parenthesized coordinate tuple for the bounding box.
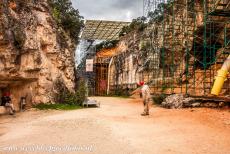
(139, 81, 151, 116)
(132, 81, 151, 116)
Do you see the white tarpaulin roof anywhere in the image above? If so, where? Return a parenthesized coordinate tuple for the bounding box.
(81, 20, 130, 40)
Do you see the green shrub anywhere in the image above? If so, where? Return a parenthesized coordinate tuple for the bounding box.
(53, 78, 87, 106)
(113, 87, 130, 97)
(34, 103, 82, 110)
(152, 94, 166, 105)
(75, 79, 87, 104)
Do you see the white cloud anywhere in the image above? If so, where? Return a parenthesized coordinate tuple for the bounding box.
(71, 0, 143, 21)
(125, 11, 132, 21)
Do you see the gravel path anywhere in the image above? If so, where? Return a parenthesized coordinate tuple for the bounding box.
(0, 97, 230, 154)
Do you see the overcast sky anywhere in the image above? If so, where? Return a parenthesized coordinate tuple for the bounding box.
(72, 0, 143, 22)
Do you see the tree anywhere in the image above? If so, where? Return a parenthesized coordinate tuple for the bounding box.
(119, 16, 147, 36)
(148, 1, 173, 24)
(48, 0, 84, 43)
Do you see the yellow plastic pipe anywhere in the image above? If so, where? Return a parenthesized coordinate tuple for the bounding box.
(211, 55, 230, 95)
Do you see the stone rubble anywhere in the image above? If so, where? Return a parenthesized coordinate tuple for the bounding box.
(161, 94, 228, 109)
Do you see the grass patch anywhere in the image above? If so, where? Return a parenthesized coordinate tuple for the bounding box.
(34, 103, 83, 110)
(112, 95, 130, 98)
(105, 94, 130, 98)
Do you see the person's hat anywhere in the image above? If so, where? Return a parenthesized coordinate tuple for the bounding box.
(139, 81, 144, 86)
(3, 92, 10, 97)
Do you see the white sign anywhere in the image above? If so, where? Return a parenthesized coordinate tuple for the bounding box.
(86, 59, 94, 72)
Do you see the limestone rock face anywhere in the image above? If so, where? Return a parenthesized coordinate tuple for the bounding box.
(0, 0, 76, 109)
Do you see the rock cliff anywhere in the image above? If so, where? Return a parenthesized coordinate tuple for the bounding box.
(0, 0, 79, 109)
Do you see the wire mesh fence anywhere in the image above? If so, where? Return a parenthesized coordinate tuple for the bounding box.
(78, 0, 229, 97)
(107, 0, 230, 97)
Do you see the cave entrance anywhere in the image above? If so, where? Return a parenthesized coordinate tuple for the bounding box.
(0, 77, 37, 110)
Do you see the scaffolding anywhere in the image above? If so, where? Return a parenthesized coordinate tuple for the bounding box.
(141, 0, 230, 96)
(79, 2, 230, 97)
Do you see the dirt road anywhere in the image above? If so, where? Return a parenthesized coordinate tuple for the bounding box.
(0, 97, 230, 154)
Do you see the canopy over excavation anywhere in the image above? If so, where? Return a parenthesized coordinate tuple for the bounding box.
(81, 20, 130, 40)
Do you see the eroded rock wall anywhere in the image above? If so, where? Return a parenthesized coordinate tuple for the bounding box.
(0, 0, 76, 109)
